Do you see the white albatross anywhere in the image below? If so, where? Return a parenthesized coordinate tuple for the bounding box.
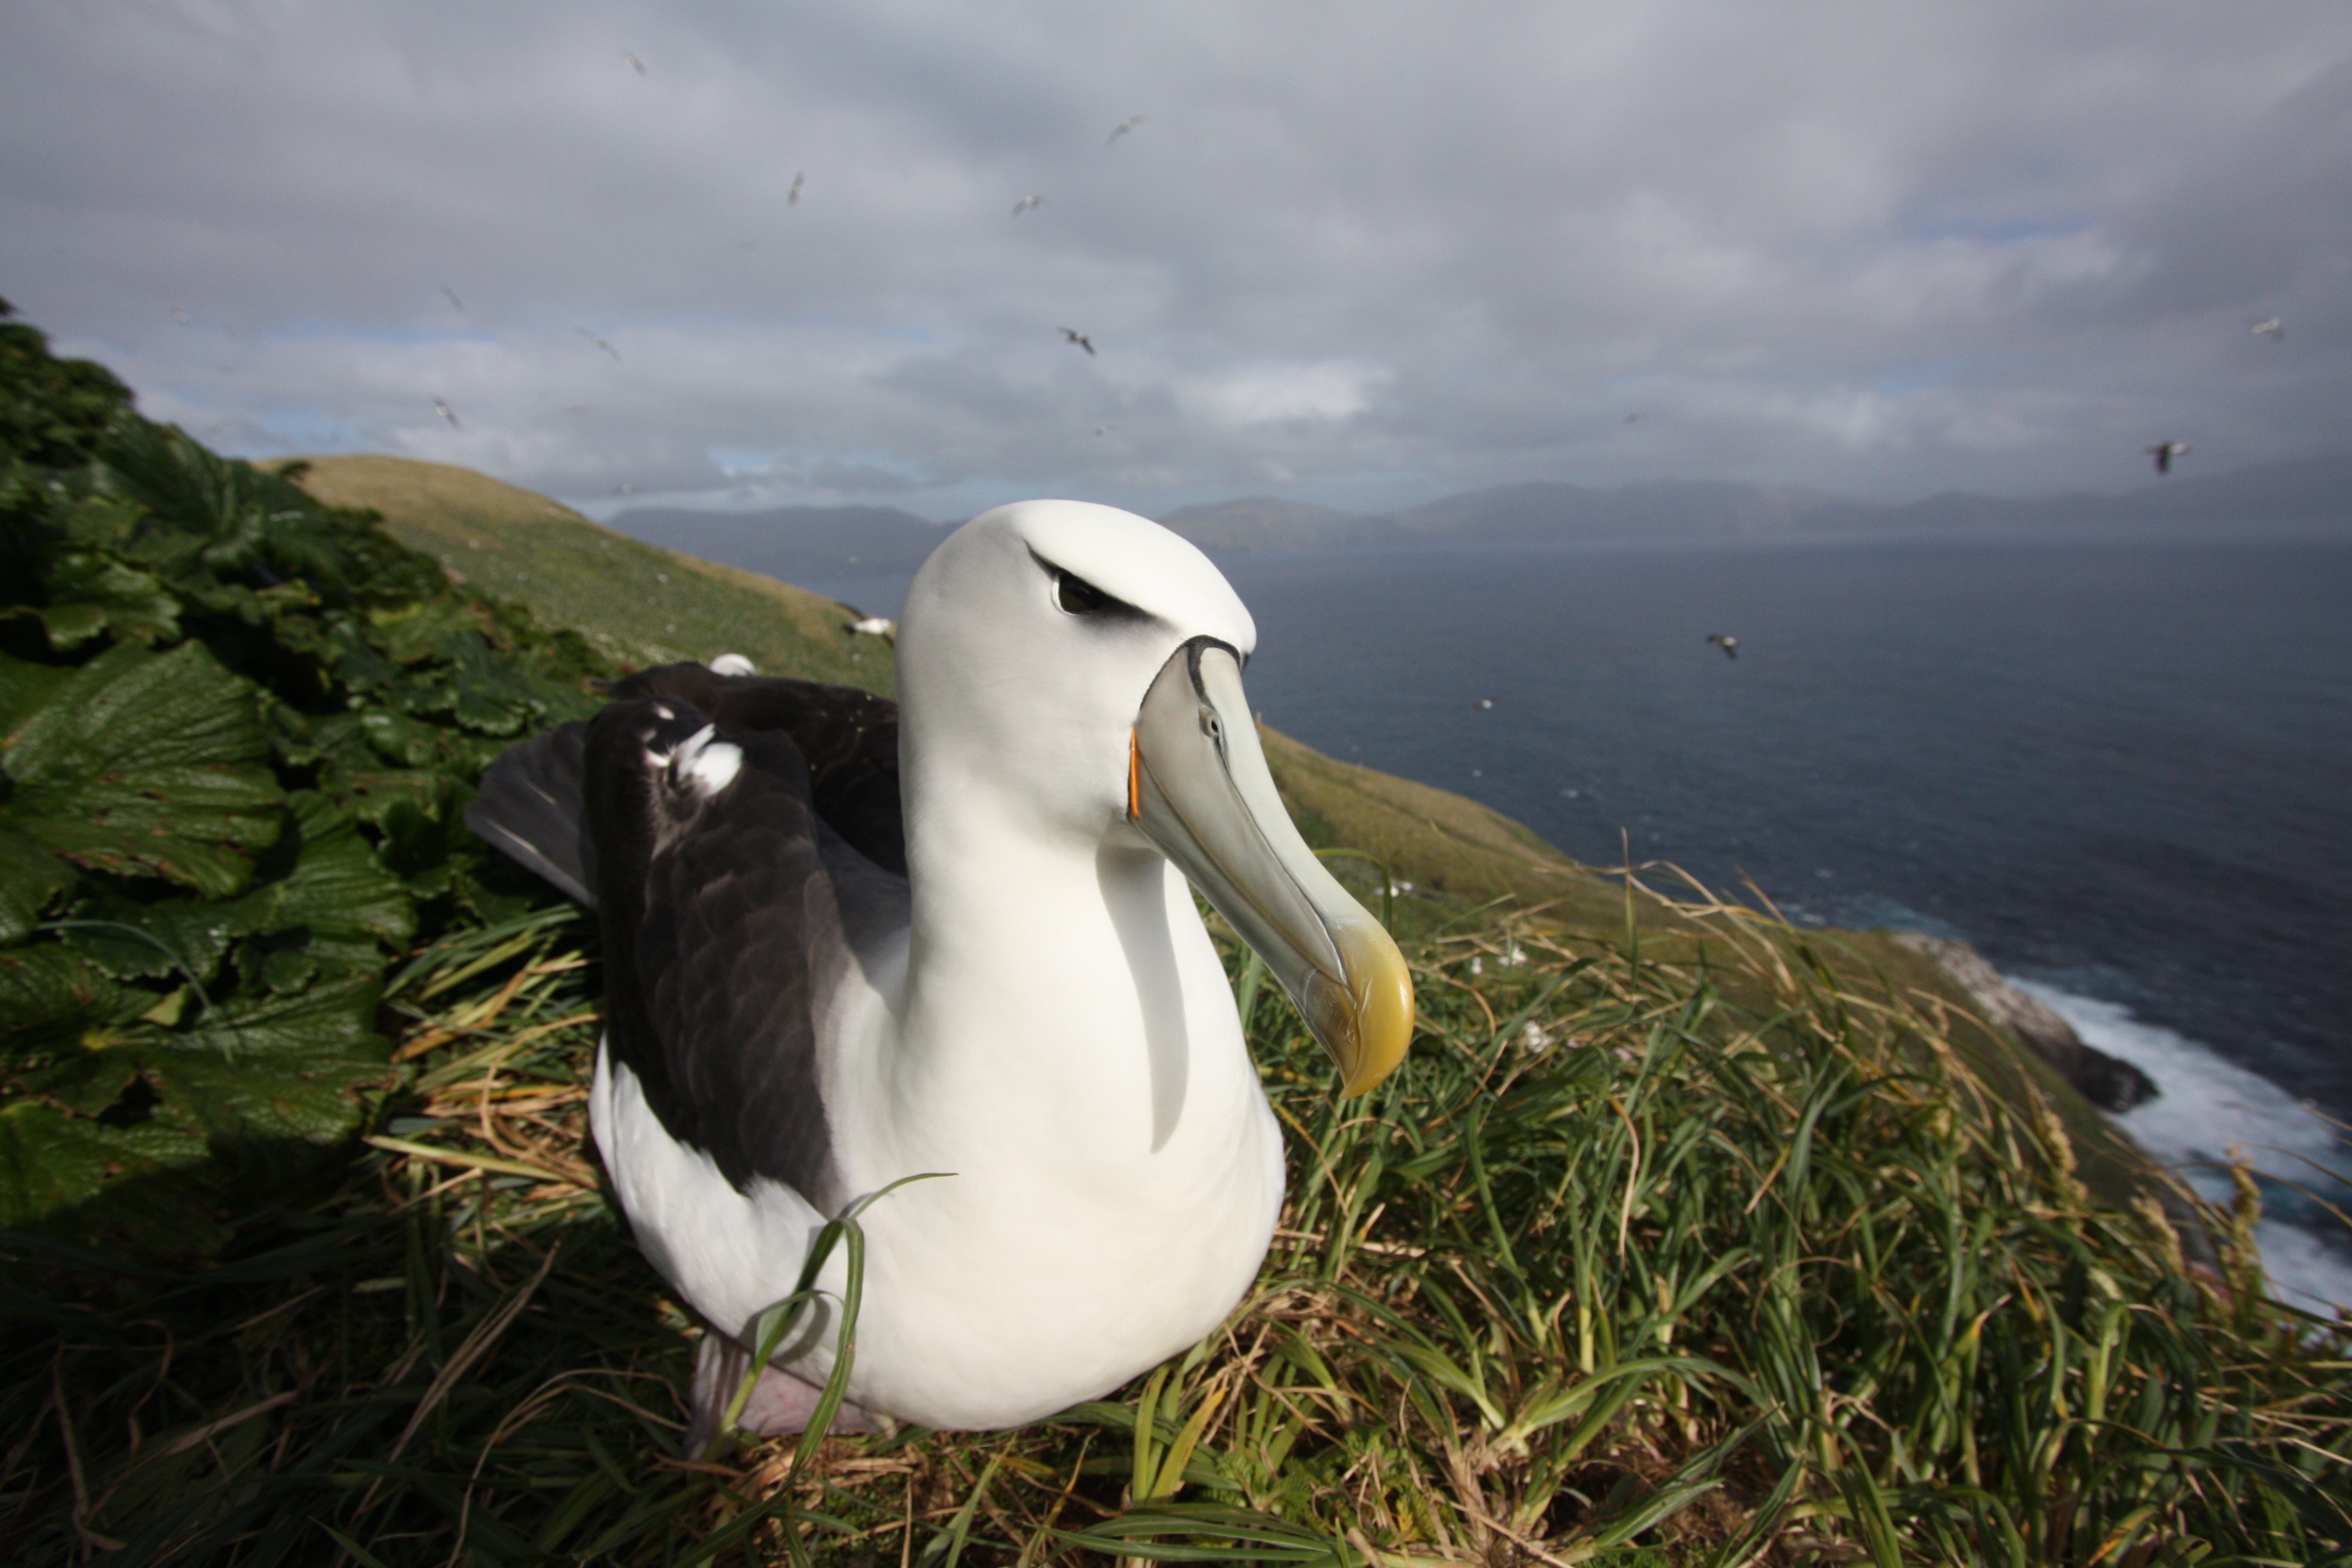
(465, 500, 1413, 1445)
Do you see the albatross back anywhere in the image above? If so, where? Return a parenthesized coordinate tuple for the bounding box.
(465, 663, 907, 1207)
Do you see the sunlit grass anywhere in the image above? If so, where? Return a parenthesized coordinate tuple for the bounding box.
(4, 883, 2346, 1565)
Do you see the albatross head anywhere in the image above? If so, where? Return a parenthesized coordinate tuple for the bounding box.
(899, 499, 1412, 1096)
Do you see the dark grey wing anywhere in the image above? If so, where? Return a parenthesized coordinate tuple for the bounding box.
(465, 721, 597, 906)
(587, 694, 916, 1208)
(467, 665, 910, 1204)
(612, 665, 903, 875)
(467, 663, 903, 900)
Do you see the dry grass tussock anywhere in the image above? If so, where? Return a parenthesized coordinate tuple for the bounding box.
(4, 876, 2348, 1567)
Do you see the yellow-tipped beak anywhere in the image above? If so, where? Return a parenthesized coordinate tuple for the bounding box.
(1130, 639, 1413, 1096)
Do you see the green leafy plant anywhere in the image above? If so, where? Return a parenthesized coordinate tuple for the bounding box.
(0, 302, 603, 1255)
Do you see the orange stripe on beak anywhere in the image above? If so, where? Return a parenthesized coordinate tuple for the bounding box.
(1128, 728, 1141, 820)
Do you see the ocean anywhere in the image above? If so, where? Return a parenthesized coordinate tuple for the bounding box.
(791, 531, 2352, 1309)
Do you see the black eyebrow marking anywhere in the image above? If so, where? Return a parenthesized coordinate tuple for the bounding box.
(1030, 548, 1152, 622)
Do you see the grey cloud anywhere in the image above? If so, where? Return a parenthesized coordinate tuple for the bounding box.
(5, 1, 2349, 515)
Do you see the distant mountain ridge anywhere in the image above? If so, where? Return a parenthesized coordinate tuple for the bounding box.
(1162, 451, 2352, 551)
(605, 453, 2351, 568)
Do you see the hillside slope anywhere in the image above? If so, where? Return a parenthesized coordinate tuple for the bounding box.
(291, 454, 2156, 1201)
(280, 455, 897, 695)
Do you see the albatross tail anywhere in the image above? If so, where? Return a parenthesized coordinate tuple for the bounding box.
(465, 721, 597, 907)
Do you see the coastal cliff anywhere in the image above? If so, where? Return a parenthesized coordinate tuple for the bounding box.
(1896, 932, 2159, 1112)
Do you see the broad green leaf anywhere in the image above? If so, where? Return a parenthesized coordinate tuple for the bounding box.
(56, 488, 147, 548)
(232, 791, 416, 963)
(323, 618, 404, 696)
(355, 705, 453, 768)
(0, 827, 72, 942)
(369, 596, 488, 666)
(167, 975, 396, 1140)
(55, 899, 254, 982)
(26, 551, 181, 647)
(290, 707, 379, 771)
(21, 1030, 151, 1116)
(176, 971, 386, 1059)
(260, 948, 319, 993)
(0, 1098, 208, 1235)
(0, 941, 157, 1044)
(0, 656, 70, 746)
(0, 641, 281, 897)
(323, 766, 445, 825)
(8, 975, 391, 1233)
(94, 420, 346, 587)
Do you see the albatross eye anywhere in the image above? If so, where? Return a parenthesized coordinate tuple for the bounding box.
(1054, 569, 1114, 616)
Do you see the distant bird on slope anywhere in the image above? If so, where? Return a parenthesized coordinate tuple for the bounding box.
(623, 50, 646, 75)
(847, 615, 897, 641)
(2251, 317, 2285, 343)
(441, 285, 464, 312)
(1012, 194, 1045, 217)
(2147, 441, 2190, 476)
(1106, 115, 1145, 148)
(578, 328, 622, 362)
(788, 171, 805, 206)
(433, 398, 461, 429)
(1706, 633, 1739, 660)
(709, 654, 757, 677)
(1059, 327, 1096, 355)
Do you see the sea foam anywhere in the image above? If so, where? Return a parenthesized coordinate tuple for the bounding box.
(2018, 981, 2352, 1315)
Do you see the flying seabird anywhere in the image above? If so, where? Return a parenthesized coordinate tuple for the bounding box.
(1107, 115, 1145, 148)
(170, 308, 190, 325)
(1059, 326, 1096, 355)
(579, 328, 622, 362)
(466, 501, 1413, 1443)
(1706, 633, 1739, 660)
(623, 50, 646, 75)
(2251, 317, 2284, 342)
(788, 172, 805, 206)
(442, 285, 464, 312)
(1012, 194, 1045, 217)
(433, 398, 461, 429)
(2147, 441, 2190, 476)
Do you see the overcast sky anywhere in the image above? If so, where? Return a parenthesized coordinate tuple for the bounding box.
(6, 1, 2349, 520)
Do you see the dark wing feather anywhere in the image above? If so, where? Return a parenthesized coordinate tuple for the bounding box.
(611, 665, 903, 874)
(464, 720, 597, 906)
(586, 700, 844, 1204)
(469, 664, 910, 1206)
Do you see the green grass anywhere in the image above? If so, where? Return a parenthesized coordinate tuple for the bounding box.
(277, 455, 898, 696)
(10, 326, 2343, 1564)
(6, 882, 2344, 1565)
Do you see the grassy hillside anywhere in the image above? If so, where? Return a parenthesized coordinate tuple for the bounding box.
(9, 355, 2342, 1565)
(279, 455, 897, 696)
(290, 453, 2163, 1208)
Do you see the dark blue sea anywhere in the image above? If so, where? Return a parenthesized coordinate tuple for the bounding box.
(779, 532, 2352, 1307)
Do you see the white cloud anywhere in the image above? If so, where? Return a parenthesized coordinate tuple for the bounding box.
(4, 0, 2348, 513)
(1179, 363, 1385, 428)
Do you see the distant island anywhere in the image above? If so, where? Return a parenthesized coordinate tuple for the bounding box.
(609, 451, 2352, 581)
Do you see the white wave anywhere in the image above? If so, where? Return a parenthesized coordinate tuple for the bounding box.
(2017, 980, 2352, 1316)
